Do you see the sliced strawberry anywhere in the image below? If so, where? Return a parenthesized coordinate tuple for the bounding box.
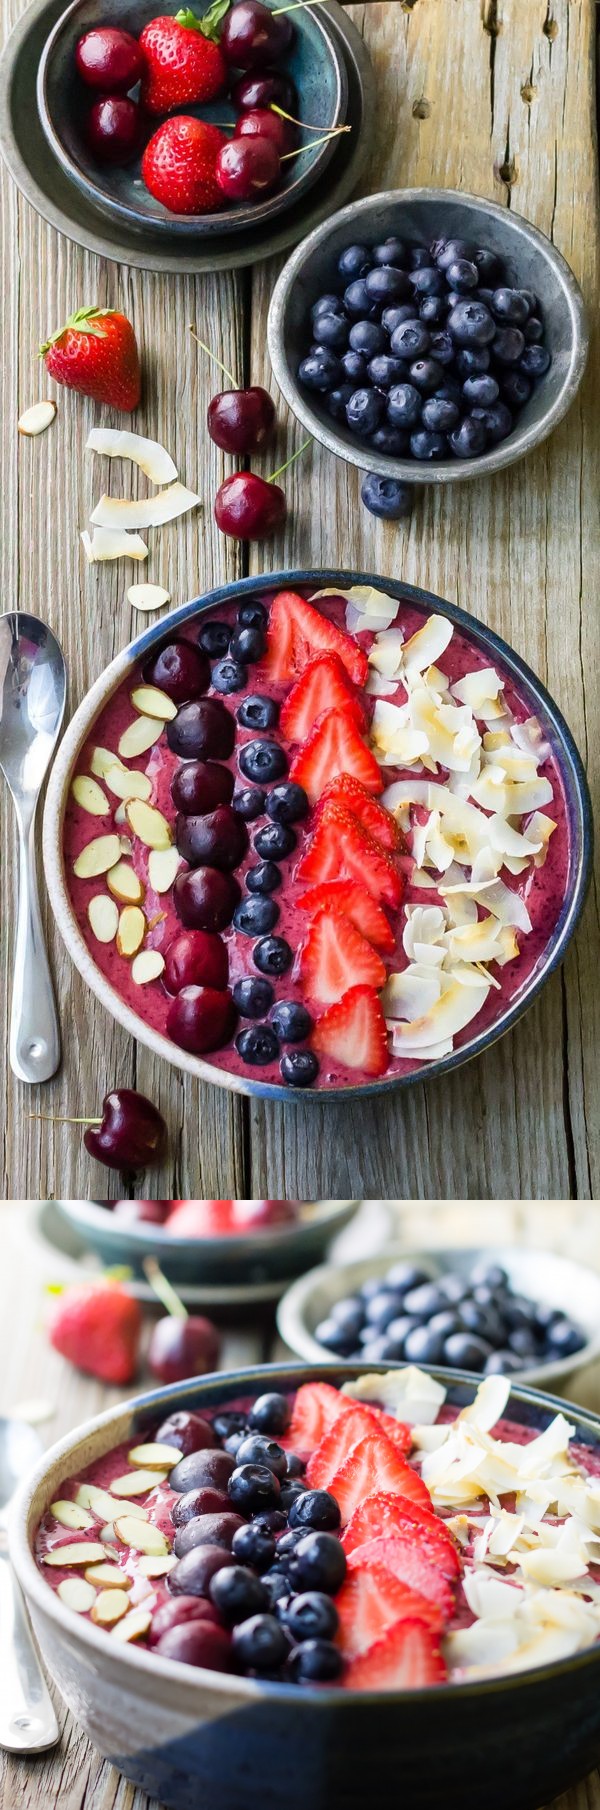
(348, 1538, 455, 1616)
(342, 1494, 460, 1579)
(310, 985, 389, 1078)
(345, 1617, 446, 1691)
(300, 910, 387, 1007)
(367, 1409, 412, 1456)
(297, 881, 396, 955)
(327, 1433, 431, 1525)
(297, 807, 404, 909)
(317, 775, 406, 853)
(335, 1563, 443, 1661)
(306, 1404, 385, 1489)
(285, 1381, 350, 1455)
(289, 710, 383, 806)
(279, 653, 365, 742)
(263, 591, 368, 687)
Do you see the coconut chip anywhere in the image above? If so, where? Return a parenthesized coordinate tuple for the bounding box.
(90, 482, 201, 531)
(81, 527, 148, 564)
(86, 427, 177, 485)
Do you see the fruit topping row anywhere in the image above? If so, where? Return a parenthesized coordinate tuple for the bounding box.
(100, 1196, 299, 1234)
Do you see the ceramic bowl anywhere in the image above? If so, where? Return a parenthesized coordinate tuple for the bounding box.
(11, 1360, 600, 1810)
(42, 567, 592, 1103)
(267, 187, 588, 483)
(36, 0, 347, 237)
(52, 1196, 360, 1284)
(277, 1243, 600, 1392)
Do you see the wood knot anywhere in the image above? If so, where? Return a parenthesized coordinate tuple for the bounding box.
(498, 155, 519, 188)
(543, 14, 559, 40)
(412, 96, 431, 120)
(482, 0, 501, 37)
(520, 82, 537, 105)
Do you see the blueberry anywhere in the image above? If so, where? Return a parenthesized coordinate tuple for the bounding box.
(446, 257, 478, 291)
(212, 1409, 247, 1439)
(246, 861, 281, 894)
(341, 351, 368, 384)
(492, 286, 530, 324)
(279, 1592, 339, 1642)
(370, 425, 409, 456)
(314, 1317, 356, 1355)
(409, 357, 444, 392)
(236, 1435, 288, 1477)
(471, 402, 513, 443)
(198, 619, 231, 656)
(232, 785, 266, 821)
(348, 319, 387, 358)
(373, 236, 407, 267)
(419, 296, 447, 324)
(409, 265, 446, 296)
(501, 370, 531, 407)
(254, 935, 293, 976)
(519, 343, 551, 377)
(387, 382, 421, 427)
(238, 598, 267, 629)
(224, 1427, 251, 1457)
(462, 374, 499, 406)
(327, 384, 355, 422)
(270, 999, 312, 1043)
(472, 246, 502, 283)
(292, 1532, 346, 1595)
(312, 293, 345, 320)
(267, 782, 309, 825)
(254, 821, 296, 859)
(212, 657, 247, 693)
(410, 429, 447, 460)
(435, 237, 474, 270)
(228, 1463, 280, 1513)
(448, 300, 495, 346)
(428, 1310, 464, 1340)
(287, 1639, 343, 1683)
(361, 474, 414, 519)
(403, 1323, 446, 1363)
(385, 1261, 431, 1294)
(382, 304, 417, 335)
(367, 355, 405, 390)
(375, 1315, 417, 1357)
(461, 1301, 501, 1341)
(346, 388, 385, 436)
(233, 975, 274, 1018)
(484, 1350, 523, 1375)
(231, 625, 265, 663)
(237, 693, 279, 730)
(456, 346, 490, 376)
(286, 1452, 306, 1478)
(365, 1288, 407, 1328)
(443, 1333, 493, 1370)
(492, 326, 525, 365)
(337, 243, 370, 280)
(235, 1024, 280, 1067)
(232, 1522, 276, 1571)
(239, 740, 287, 784)
(280, 1049, 319, 1087)
(449, 416, 487, 458)
(429, 330, 455, 366)
(518, 288, 538, 314)
(409, 245, 433, 270)
(275, 1529, 306, 1563)
(249, 1392, 291, 1435)
(545, 1317, 584, 1356)
(279, 1479, 309, 1512)
(252, 1509, 287, 1535)
(508, 1328, 538, 1359)
(390, 320, 431, 360)
(233, 1613, 289, 1672)
(209, 1565, 269, 1624)
(343, 279, 377, 319)
(502, 1294, 536, 1331)
(524, 316, 544, 344)
(421, 396, 459, 431)
(299, 350, 343, 392)
(366, 265, 412, 304)
(289, 1491, 341, 1533)
(262, 1571, 292, 1609)
(313, 313, 349, 352)
(233, 895, 279, 937)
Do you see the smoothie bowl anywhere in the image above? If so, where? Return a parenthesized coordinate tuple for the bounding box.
(43, 570, 592, 1100)
(12, 1361, 600, 1810)
(54, 1195, 360, 1285)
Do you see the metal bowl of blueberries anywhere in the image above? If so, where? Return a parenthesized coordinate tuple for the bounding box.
(277, 1245, 600, 1392)
(267, 188, 588, 504)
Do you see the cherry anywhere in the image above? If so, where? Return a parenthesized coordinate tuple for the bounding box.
(216, 136, 280, 202)
(148, 1594, 219, 1646)
(174, 866, 241, 932)
(208, 386, 275, 455)
(171, 1448, 234, 1492)
(75, 26, 143, 91)
(167, 698, 235, 761)
(148, 1312, 221, 1383)
(155, 1622, 233, 1670)
(232, 69, 297, 113)
(169, 1544, 236, 1597)
(171, 760, 234, 816)
(86, 96, 141, 165)
(220, 1, 294, 69)
(166, 984, 236, 1054)
(173, 1513, 244, 1559)
(176, 805, 248, 872)
(237, 108, 296, 154)
(83, 1089, 167, 1171)
(164, 929, 228, 994)
(214, 472, 285, 541)
(155, 1409, 218, 1454)
(144, 640, 209, 704)
(112, 1198, 171, 1224)
(172, 1487, 230, 1526)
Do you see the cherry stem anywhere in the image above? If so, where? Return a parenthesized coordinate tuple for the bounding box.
(28, 1114, 101, 1126)
(189, 326, 238, 389)
(143, 1256, 188, 1321)
(273, 0, 330, 12)
(281, 130, 349, 160)
(272, 104, 350, 136)
(268, 436, 312, 484)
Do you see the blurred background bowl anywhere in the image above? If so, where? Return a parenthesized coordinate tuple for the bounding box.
(52, 1196, 360, 1285)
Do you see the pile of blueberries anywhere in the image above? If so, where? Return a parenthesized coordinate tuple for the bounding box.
(314, 1259, 585, 1374)
(158, 1391, 346, 1683)
(297, 231, 551, 521)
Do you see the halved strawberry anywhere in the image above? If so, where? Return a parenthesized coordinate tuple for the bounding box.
(317, 775, 405, 853)
(335, 1563, 443, 1661)
(345, 1617, 446, 1691)
(342, 1497, 460, 1580)
(285, 1381, 350, 1455)
(280, 653, 365, 742)
(300, 910, 387, 1007)
(348, 1537, 455, 1616)
(310, 985, 389, 1078)
(367, 1409, 412, 1455)
(289, 710, 383, 805)
(263, 591, 368, 687)
(306, 1403, 385, 1489)
(297, 807, 404, 909)
(260, 590, 296, 682)
(297, 881, 396, 955)
(326, 1433, 432, 1525)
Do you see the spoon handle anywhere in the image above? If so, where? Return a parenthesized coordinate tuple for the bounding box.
(0, 1556, 60, 1752)
(10, 805, 61, 1084)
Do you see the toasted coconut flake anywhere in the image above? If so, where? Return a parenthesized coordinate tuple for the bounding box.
(459, 1374, 511, 1432)
(528, 811, 557, 867)
(86, 427, 177, 486)
(73, 833, 121, 879)
(18, 399, 57, 437)
(365, 669, 398, 697)
(81, 527, 149, 563)
(118, 715, 164, 760)
(90, 481, 200, 532)
(384, 966, 443, 1021)
(391, 972, 490, 1054)
(343, 1364, 447, 1427)
(368, 629, 405, 677)
(128, 582, 171, 613)
(116, 905, 146, 958)
(452, 667, 504, 711)
(402, 615, 453, 682)
(130, 685, 177, 722)
(511, 716, 551, 763)
(148, 846, 182, 894)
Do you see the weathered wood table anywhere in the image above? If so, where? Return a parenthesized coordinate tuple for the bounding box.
(1, 0, 599, 1202)
(2, 1196, 600, 1810)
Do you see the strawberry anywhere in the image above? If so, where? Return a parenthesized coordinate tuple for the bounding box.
(306, 1403, 387, 1489)
(297, 807, 404, 909)
(300, 910, 387, 1007)
(345, 1617, 446, 1691)
(263, 591, 368, 687)
(343, 1499, 460, 1580)
(279, 653, 365, 742)
(298, 881, 396, 955)
(310, 984, 389, 1078)
(40, 308, 141, 412)
(336, 1563, 442, 1660)
(48, 1279, 142, 1385)
(347, 1538, 455, 1616)
(142, 117, 225, 215)
(317, 774, 406, 853)
(285, 1381, 350, 1455)
(366, 1408, 412, 1455)
(289, 710, 383, 805)
(326, 1432, 432, 1525)
(140, 2, 228, 114)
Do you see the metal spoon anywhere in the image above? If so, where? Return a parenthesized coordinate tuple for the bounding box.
(0, 1416, 60, 1752)
(0, 613, 66, 1083)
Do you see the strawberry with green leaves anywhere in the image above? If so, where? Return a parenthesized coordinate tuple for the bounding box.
(140, 0, 230, 114)
(48, 1278, 142, 1384)
(40, 307, 141, 411)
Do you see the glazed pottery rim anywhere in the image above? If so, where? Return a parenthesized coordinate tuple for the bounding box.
(276, 1242, 600, 1389)
(42, 568, 593, 1102)
(267, 186, 589, 484)
(11, 1359, 600, 1707)
(56, 1194, 361, 1254)
(35, 0, 347, 237)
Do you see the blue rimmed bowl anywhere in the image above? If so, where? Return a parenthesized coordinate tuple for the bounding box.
(52, 1196, 360, 1285)
(36, 0, 347, 237)
(42, 568, 592, 1103)
(11, 1360, 600, 1810)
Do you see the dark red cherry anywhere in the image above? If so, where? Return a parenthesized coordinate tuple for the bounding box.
(171, 1487, 230, 1526)
(148, 1313, 221, 1383)
(171, 760, 234, 816)
(112, 1197, 170, 1224)
(144, 640, 209, 704)
(207, 386, 276, 455)
(148, 1594, 219, 1646)
(232, 69, 297, 113)
(176, 805, 248, 871)
(168, 1544, 236, 1598)
(174, 866, 241, 932)
(86, 95, 141, 164)
(237, 109, 296, 154)
(164, 929, 228, 994)
(75, 26, 143, 90)
(216, 135, 280, 201)
(220, 0, 294, 69)
(167, 698, 235, 760)
(166, 985, 236, 1054)
(83, 1089, 166, 1172)
(214, 472, 286, 542)
(155, 1409, 218, 1454)
(155, 1622, 234, 1670)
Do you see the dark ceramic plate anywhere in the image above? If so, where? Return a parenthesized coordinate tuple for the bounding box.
(36, 0, 347, 236)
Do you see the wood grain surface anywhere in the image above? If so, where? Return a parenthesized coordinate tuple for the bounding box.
(1, 0, 599, 1201)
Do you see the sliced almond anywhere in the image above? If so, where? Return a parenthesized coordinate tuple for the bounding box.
(91, 1588, 130, 1627)
(106, 861, 144, 905)
(132, 950, 165, 986)
(85, 1562, 131, 1588)
(125, 799, 172, 851)
(75, 1483, 147, 1524)
(114, 1517, 169, 1558)
(114, 803, 128, 826)
(104, 765, 152, 803)
(81, 527, 149, 564)
(119, 833, 133, 855)
(130, 685, 177, 722)
(87, 894, 119, 945)
(90, 746, 125, 779)
(71, 775, 109, 816)
(50, 1499, 96, 1532)
(148, 846, 181, 894)
(91, 482, 201, 532)
(111, 1607, 152, 1644)
(86, 427, 177, 486)
(116, 905, 146, 958)
(128, 583, 171, 613)
(129, 1442, 182, 1470)
(118, 715, 164, 760)
(57, 1577, 97, 1613)
(138, 1554, 178, 1579)
(18, 399, 57, 436)
(43, 1541, 106, 1567)
(111, 1467, 168, 1497)
(73, 834, 121, 879)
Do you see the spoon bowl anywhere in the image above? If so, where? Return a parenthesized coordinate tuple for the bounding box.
(0, 1415, 59, 1754)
